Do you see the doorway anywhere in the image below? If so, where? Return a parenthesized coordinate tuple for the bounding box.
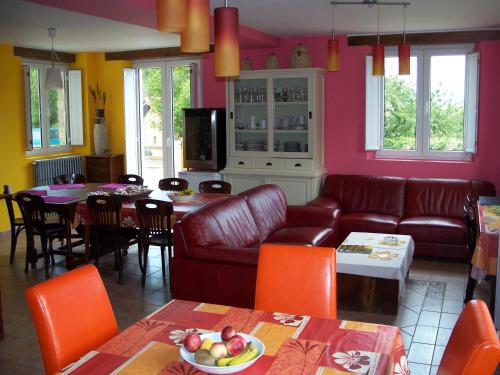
(124, 59, 201, 188)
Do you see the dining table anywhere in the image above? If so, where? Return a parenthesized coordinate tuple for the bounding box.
(60, 299, 407, 375)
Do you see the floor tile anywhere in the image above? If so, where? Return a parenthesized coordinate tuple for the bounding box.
(412, 326, 438, 344)
(439, 313, 459, 329)
(436, 327, 453, 346)
(432, 345, 446, 366)
(418, 311, 441, 327)
(430, 366, 438, 375)
(442, 299, 464, 314)
(401, 331, 412, 351)
(409, 362, 431, 375)
(408, 343, 435, 365)
(395, 307, 419, 328)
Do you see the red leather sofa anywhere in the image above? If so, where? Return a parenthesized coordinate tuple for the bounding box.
(308, 174, 495, 260)
(170, 184, 337, 308)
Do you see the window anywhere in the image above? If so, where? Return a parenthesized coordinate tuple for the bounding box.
(23, 61, 83, 154)
(365, 45, 478, 160)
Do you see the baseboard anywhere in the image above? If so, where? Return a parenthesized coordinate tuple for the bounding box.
(0, 230, 10, 238)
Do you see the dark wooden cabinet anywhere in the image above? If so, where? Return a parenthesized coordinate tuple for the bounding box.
(85, 154, 124, 183)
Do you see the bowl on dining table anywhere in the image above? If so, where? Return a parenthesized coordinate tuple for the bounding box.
(179, 332, 265, 374)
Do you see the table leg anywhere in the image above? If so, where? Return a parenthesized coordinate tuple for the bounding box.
(84, 225, 91, 263)
(495, 240, 500, 328)
(464, 273, 477, 304)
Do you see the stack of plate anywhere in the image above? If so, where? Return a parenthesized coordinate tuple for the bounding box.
(273, 141, 280, 151)
(235, 143, 245, 151)
(246, 140, 265, 151)
(284, 141, 301, 152)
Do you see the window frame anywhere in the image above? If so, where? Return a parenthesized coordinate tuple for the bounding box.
(375, 44, 475, 161)
(24, 60, 72, 156)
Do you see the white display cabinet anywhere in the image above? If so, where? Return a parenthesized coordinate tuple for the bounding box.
(221, 68, 326, 204)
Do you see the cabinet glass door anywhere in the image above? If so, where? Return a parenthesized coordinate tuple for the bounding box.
(272, 77, 309, 156)
(233, 78, 268, 154)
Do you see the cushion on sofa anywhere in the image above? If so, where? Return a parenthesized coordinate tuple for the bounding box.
(339, 212, 400, 240)
(179, 196, 261, 249)
(398, 216, 466, 245)
(187, 246, 260, 265)
(239, 184, 288, 241)
(265, 227, 334, 246)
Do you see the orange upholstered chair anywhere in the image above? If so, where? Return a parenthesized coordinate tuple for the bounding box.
(437, 300, 500, 375)
(255, 243, 337, 319)
(25, 265, 118, 374)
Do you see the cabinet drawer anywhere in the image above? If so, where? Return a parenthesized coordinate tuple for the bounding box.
(283, 159, 313, 170)
(228, 158, 255, 168)
(255, 159, 284, 170)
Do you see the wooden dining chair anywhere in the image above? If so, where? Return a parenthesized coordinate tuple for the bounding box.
(87, 195, 139, 284)
(52, 173, 86, 185)
(437, 300, 500, 375)
(16, 193, 68, 279)
(25, 264, 118, 375)
(118, 174, 144, 185)
(255, 243, 337, 319)
(1, 185, 25, 265)
(198, 180, 231, 194)
(135, 199, 174, 287)
(158, 177, 188, 192)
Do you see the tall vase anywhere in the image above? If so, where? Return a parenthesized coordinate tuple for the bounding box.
(94, 109, 109, 155)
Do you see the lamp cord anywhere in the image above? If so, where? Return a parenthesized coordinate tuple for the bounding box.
(403, 5, 406, 44)
(331, 5, 336, 39)
(377, 4, 380, 44)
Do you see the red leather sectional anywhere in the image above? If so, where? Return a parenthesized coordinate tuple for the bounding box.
(171, 184, 337, 308)
(308, 174, 495, 260)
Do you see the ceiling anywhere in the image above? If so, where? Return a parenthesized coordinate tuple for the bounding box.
(0, 0, 499, 52)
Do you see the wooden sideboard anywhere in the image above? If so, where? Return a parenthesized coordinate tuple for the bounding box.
(85, 154, 124, 183)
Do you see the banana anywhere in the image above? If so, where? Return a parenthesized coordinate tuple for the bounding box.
(200, 338, 214, 351)
(227, 343, 259, 366)
(216, 342, 254, 367)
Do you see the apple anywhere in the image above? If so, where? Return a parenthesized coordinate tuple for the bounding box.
(226, 336, 246, 356)
(183, 332, 202, 353)
(210, 342, 228, 359)
(221, 326, 237, 341)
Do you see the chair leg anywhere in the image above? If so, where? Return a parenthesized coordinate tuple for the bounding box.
(116, 239, 123, 285)
(41, 236, 50, 279)
(160, 245, 166, 279)
(9, 227, 16, 264)
(138, 238, 144, 273)
(465, 276, 477, 304)
(490, 276, 496, 318)
(141, 245, 149, 288)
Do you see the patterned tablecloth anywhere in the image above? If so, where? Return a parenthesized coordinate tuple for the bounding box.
(471, 204, 500, 281)
(62, 299, 408, 375)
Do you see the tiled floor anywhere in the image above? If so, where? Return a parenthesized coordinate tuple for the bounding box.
(0, 233, 495, 374)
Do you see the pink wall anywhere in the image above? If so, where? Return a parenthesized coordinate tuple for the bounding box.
(202, 37, 500, 192)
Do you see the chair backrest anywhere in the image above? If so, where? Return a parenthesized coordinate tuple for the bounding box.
(255, 243, 337, 319)
(135, 199, 173, 236)
(53, 174, 87, 185)
(118, 174, 144, 185)
(158, 178, 188, 192)
(199, 180, 231, 194)
(16, 193, 47, 230)
(25, 264, 118, 374)
(87, 195, 121, 231)
(438, 300, 500, 375)
(1, 185, 16, 227)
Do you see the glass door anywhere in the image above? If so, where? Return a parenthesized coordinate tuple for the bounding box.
(272, 77, 310, 157)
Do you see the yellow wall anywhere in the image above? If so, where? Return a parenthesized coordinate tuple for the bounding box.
(0, 45, 130, 231)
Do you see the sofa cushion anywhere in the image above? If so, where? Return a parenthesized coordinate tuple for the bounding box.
(339, 212, 400, 240)
(398, 216, 466, 245)
(179, 196, 261, 248)
(321, 174, 406, 217)
(239, 184, 287, 241)
(265, 227, 334, 246)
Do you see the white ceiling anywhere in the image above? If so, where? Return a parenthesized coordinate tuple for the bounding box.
(0, 0, 499, 52)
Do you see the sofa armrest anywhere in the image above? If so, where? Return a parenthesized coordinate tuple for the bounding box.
(187, 246, 260, 266)
(286, 205, 337, 228)
(307, 196, 342, 213)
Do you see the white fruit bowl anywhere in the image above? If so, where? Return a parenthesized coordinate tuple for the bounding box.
(179, 332, 265, 374)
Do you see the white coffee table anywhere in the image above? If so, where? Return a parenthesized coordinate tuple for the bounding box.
(337, 232, 415, 314)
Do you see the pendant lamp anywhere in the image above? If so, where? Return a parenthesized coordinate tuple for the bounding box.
(398, 5, 410, 75)
(372, 5, 384, 76)
(214, 1, 240, 77)
(157, 0, 187, 33)
(327, 5, 340, 72)
(46, 28, 63, 89)
(180, 0, 209, 53)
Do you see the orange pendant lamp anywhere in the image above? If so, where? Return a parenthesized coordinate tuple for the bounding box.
(214, 1, 240, 77)
(372, 4, 384, 76)
(180, 0, 209, 53)
(157, 0, 187, 33)
(398, 6, 410, 75)
(327, 5, 340, 72)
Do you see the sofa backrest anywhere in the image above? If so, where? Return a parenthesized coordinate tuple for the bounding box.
(322, 174, 406, 217)
(405, 178, 496, 219)
(239, 184, 288, 241)
(177, 196, 262, 249)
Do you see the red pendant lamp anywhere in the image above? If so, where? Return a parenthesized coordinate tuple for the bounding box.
(180, 0, 209, 53)
(214, 1, 240, 77)
(398, 5, 410, 75)
(157, 0, 187, 33)
(327, 5, 340, 72)
(372, 4, 384, 76)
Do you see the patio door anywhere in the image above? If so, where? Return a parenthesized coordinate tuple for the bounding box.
(124, 59, 201, 187)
